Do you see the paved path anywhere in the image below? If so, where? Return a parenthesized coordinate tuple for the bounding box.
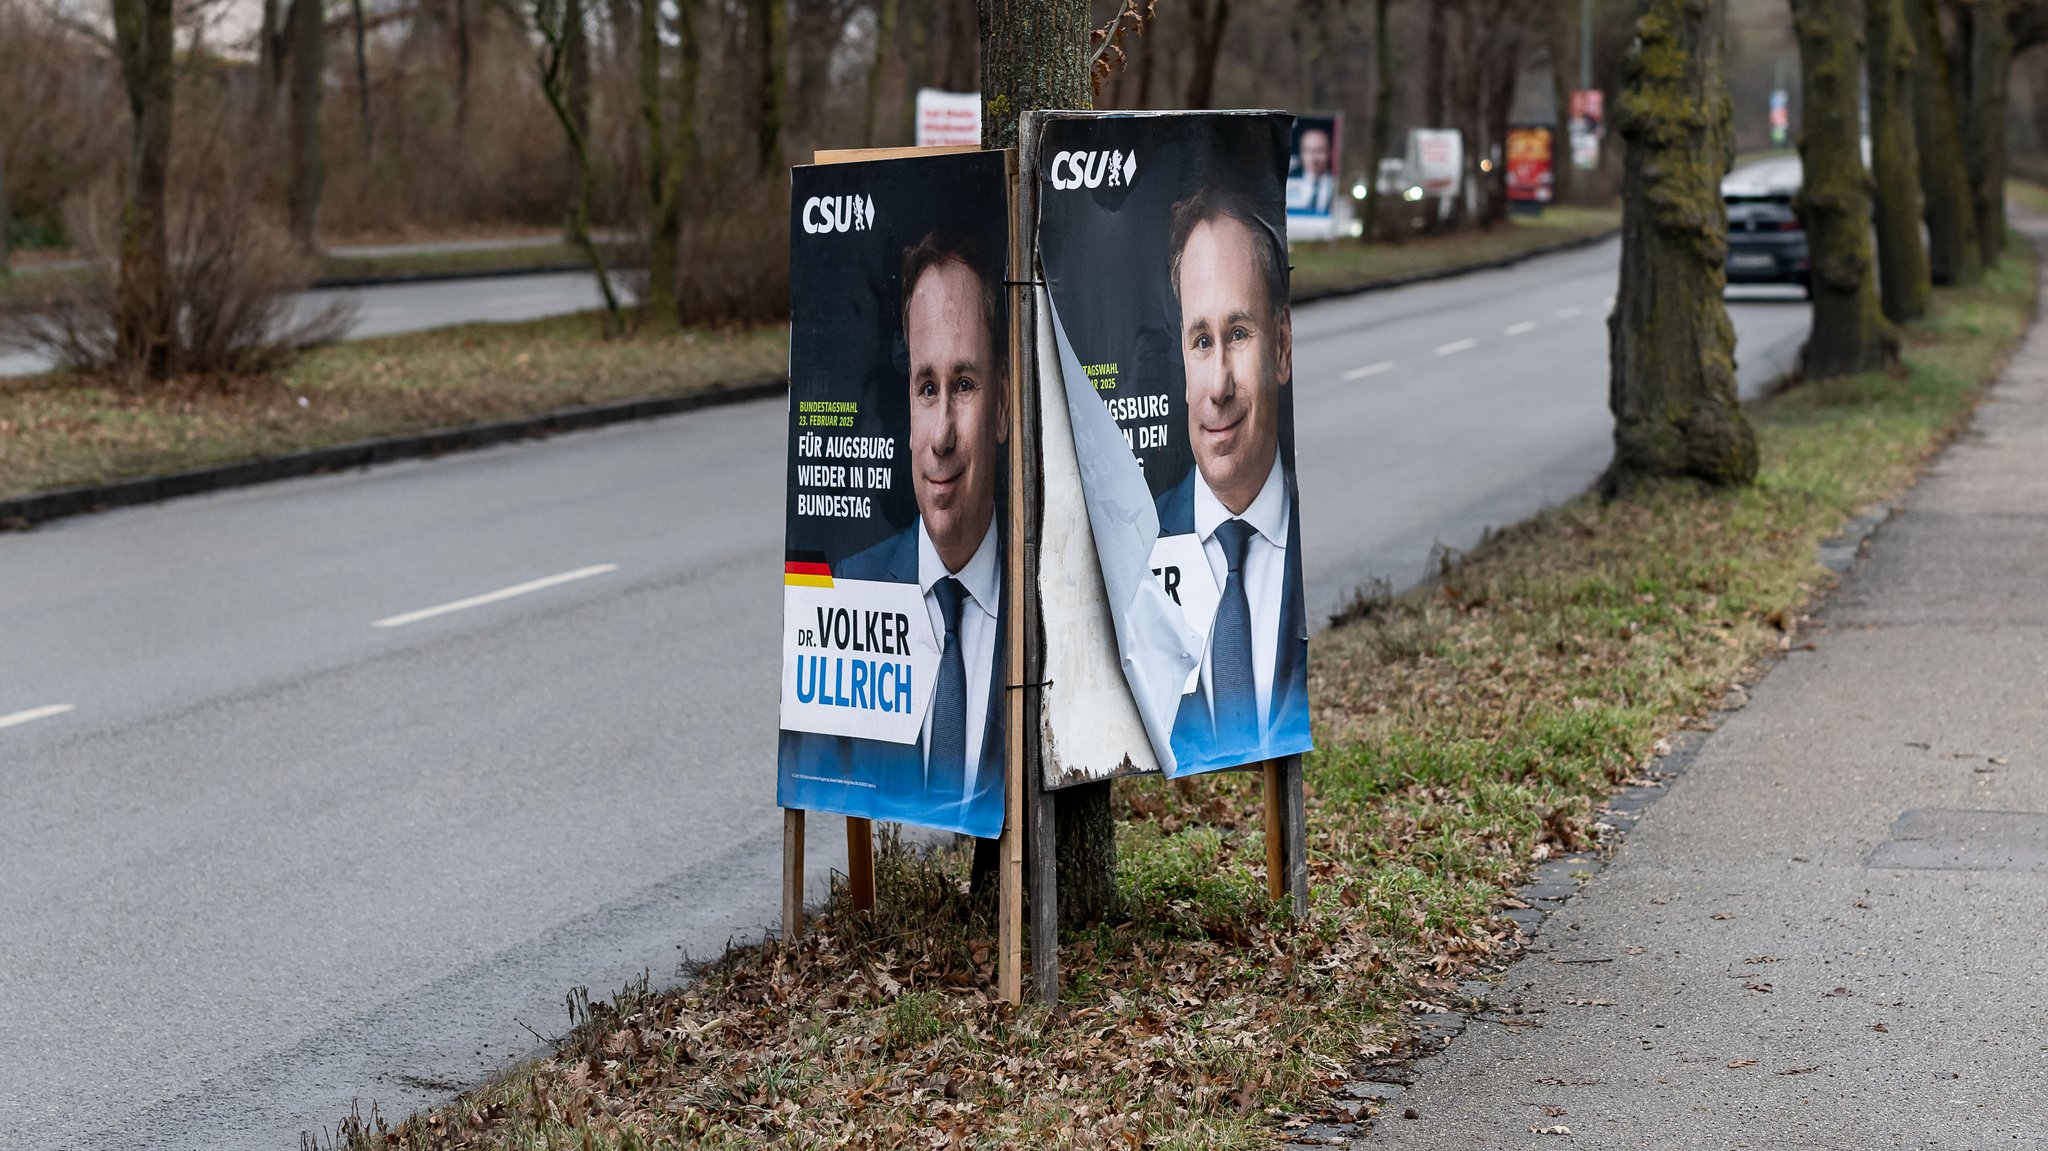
(1365, 234, 2048, 1150)
(0, 237, 1807, 1150)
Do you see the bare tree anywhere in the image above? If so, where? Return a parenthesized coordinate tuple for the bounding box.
(1184, 0, 1229, 107)
(1960, 0, 2013, 264)
(351, 0, 374, 152)
(288, 0, 325, 255)
(1869, 0, 1931, 322)
(1604, 0, 1756, 493)
(639, 0, 684, 325)
(508, 0, 624, 322)
(1364, 0, 1394, 238)
(113, 0, 176, 378)
(753, 0, 786, 171)
(1906, 0, 1982, 284)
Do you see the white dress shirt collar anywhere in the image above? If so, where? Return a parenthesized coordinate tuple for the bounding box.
(916, 515, 1000, 621)
(1193, 456, 1289, 548)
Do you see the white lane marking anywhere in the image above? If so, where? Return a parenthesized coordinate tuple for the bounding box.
(1343, 361, 1397, 380)
(1435, 338, 1477, 356)
(0, 704, 75, 731)
(1555, 305, 1585, 319)
(1504, 320, 1538, 336)
(373, 564, 619, 628)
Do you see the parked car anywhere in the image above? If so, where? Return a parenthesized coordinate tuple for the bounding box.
(1722, 158, 1810, 296)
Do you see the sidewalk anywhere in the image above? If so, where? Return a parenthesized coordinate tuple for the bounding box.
(1361, 239, 2048, 1147)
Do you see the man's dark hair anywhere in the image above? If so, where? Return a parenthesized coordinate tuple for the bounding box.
(1167, 185, 1289, 320)
(900, 230, 1006, 372)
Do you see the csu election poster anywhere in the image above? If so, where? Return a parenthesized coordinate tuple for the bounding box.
(1036, 111, 1312, 779)
(777, 150, 1010, 839)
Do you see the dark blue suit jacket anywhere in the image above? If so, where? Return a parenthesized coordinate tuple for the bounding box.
(776, 522, 1007, 839)
(1155, 465, 1312, 774)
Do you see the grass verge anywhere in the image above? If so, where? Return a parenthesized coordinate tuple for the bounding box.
(1288, 205, 1619, 298)
(314, 242, 2033, 1151)
(0, 314, 787, 498)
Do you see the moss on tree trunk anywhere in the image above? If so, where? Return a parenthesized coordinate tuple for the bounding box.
(1868, 0, 1931, 323)
(1790, 0, 1895, 379)
(1906, 0, 1982, 286)
(1602, 0, 1756, 495)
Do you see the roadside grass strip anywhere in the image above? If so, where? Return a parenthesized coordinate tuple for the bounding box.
(1286, 205, 1620, 299)
(0, 315, 789, 500)
(324, 246, 2031, 1151)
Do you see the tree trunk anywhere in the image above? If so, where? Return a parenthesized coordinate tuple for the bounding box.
(1789, 0, 1895, 379)
(351, 0, 374, 153)
(1364, 0, 1393, 240)
(1962, 0, 2011, 265)
(256, 0, 286, 128)
(1, 146, 10, 277)
(754, 0, 786, 171)
(640, 0, 679, 326)
(1603, 0, 1756, 494)
(1425, 0, 1448, 126)
(565, 0, 592, 240)
(1868, 0, 1931, 323)
(1544, 0, 1577, 205)
(455, 0, 475, 131)
(288, 0, 326, 256)
(1906, 0, 1981, 284)
(1478, 14, 1523, 229)
(977, 0, 1117, 929)
(113, 0, 176, 379)
(1184, 0, 1230, 108)
(864, 0, 899, 146)
(531, 0, 623, 324)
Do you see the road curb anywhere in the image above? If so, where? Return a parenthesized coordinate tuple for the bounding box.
(0, 376, 788, 531)
(1287, 225, 1621, 307)
(310, 262, 606, 289)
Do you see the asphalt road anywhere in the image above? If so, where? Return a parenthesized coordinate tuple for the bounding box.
(0, 237, 1809, 1150)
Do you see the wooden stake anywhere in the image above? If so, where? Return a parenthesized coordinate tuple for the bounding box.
(845, 816, 875, 912)
(1017, 115, 1058, 1006)
(1262, 759, 1286, 902)
(782, 807, 806, 941)
(999, 146, 1026, 1007)
(1282, 753, 1309, 916)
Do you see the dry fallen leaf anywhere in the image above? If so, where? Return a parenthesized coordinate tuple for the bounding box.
(1989, 756, 2009, 766)
(1872, 1023, 1889, 1033)
(1744, 955, 1780, 965)
(1744, 982, 1773, 994)
(1710, 912, 1737, 921)
(1824, 987, 1853, 998)
(1777, 1065, 1820, 1076)
(1727, 1059, 1758, 1069)
(1531, 1125, 1572, 1135)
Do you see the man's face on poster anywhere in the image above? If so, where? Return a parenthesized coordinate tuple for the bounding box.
(1177, 213, 1292, 517)
(1299, 129, 1331, 178)
(907, 258, 1007, 572)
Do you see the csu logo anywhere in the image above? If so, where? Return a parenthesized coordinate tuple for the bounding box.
(1048, 149, 1138, 191)
(802, 194, 876, 234)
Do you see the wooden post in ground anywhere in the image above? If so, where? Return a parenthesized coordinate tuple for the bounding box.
(999, 147, 1026, 1006)
(845, 817, 875, 911)
(782, 807, 805, 940)
(1262, 759, 1286, 901)
(1282, 753, 1309, 916)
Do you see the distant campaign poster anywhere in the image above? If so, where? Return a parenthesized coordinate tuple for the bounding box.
(1285, 114, 1340, 219)
(778, 150, 1011, 839)
(1036, 111, 1312, 778)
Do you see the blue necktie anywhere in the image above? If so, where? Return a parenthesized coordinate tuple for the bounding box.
(1209, 519, 1259, 740)
(928, 576, 969, 799)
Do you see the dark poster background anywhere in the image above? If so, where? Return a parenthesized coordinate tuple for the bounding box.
(784, 151, 1011, 569)
(1035, 111, 1295, 503)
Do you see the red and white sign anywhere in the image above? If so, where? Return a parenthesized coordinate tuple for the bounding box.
(1408, 129, 1463, 196)
(915, 89, 982, 148)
